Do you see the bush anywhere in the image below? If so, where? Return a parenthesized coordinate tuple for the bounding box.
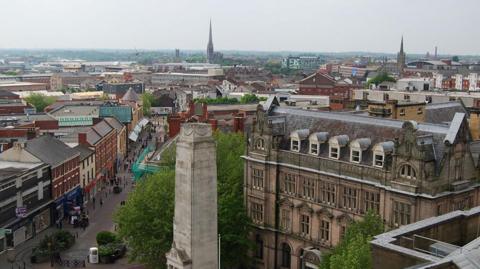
(31, 231, 75, 262)
(96, 231, 118, 246)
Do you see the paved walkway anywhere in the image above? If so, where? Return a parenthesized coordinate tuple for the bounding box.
(0, 128, 157, 269)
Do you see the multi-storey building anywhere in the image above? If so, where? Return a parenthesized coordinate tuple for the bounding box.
(0, 146, 52, 249)
(0, 135, 81, 228)
(74, 144, 95, 203)
(78, 119, 117, 190)
(243, 97, 480, 269)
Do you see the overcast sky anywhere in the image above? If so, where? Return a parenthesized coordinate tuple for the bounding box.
(1, 0, 479, 55)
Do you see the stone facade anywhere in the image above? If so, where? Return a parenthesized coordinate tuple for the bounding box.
(243, 98, 480, 269)
(166, 123, 218, 269)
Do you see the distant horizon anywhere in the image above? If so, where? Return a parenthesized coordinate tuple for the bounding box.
(0, 48, 477, 58)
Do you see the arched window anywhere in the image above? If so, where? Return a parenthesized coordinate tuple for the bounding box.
(255, 234, 263, 259)
(400, 164, 416, 180)
(281, 243, 291, 268)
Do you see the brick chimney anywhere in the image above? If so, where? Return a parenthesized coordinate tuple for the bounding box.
(78, 133, 88, 145)
(233, 115, 245, 133)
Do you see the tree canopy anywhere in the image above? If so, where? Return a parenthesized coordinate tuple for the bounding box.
(24, 93, 56, 112)
(319, 211, 384, 269)
(367, 72, 396, 86)
(114, 131, 251, 269)
(141, 92, 154, 116)
(195, 94, 266, 105)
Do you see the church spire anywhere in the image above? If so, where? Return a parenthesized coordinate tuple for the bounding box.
(400, 35, 404, 53)
(207, 19, 214, 63)
(397, 35, 406, 77)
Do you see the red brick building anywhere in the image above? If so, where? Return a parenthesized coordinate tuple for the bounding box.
(23, 135, 80, 200)
(297, 72, 359, 110)
(78, 119, 117, 186)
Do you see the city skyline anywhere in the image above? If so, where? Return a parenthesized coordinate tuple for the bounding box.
(1, 0, 480, 55)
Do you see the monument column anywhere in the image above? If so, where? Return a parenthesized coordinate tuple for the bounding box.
(166, 123, 218, 269)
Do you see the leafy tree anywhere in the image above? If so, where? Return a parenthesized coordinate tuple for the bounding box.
(24, 93, 55, 112)
(194, 97, 239, 105)
(114, 132, 251, 269)
(452, 56, 460, 62)
(240, 93, 260, 104)
(367, 72, 396, 86)
(319, 211, 384, 269)
(142, 92, 154, 116)
(1, 71, 18, 76)
(115, 169, 175, 269)
(214, 131, 252, 268)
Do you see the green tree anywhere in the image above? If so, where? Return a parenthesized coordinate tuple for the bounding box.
(214, 131, 252, 268)
(142, 92, 154, 116)
(115, 131, 251, 269)
(452, 56, 460, 62)
(319, 211, 384, 269)
(24, 93, 55, 112)
(115, 169, 175, 268)
(240, 93, 260, 104)
(367, 72, 396, 87)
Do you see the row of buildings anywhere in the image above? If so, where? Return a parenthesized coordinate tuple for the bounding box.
(0, 88, 145, 252)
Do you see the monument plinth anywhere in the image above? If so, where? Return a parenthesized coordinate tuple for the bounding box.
(166, 123, 218, 269)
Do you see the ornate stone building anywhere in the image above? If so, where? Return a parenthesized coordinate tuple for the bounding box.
(243, 97, 480, 269)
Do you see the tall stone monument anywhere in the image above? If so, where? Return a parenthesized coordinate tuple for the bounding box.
(166, 123, 218, 269)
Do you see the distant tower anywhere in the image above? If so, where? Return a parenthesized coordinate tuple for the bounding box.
(175, 49, 180, 62)
(165, 123, 218, 269)
(397, 36, 406, 76)
(207, 19, 215, 63)
(434, 46, 438, 59)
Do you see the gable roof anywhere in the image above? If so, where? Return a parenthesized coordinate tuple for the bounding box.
(425, 101, 468, 124)
(121, 87, 139, 102)
(25, 135, 79, 167)
(103, 117, 124, 132)
(73, 144, 94, 161)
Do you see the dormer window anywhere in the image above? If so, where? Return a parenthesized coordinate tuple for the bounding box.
(330, 147, 339, 159)
(400, 164, 416, 180)
(374, 154, 384, 167)
(328, 135, 349, 160)
(351, 150, 360, 163)
(308, 132, 328, 156)
(349, 138, 371, 163)
(291, 139, 300, 152)
(289, 129, 310, 153)
(372, 141, 394, 168)
(310, 143, 319, 155)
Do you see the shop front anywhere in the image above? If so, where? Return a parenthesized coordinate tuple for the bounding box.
(83, 179, 97, 204)
(6, 205, 52, 247)
(53, 186, 84, 227)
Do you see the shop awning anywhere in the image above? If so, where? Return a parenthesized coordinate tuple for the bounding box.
(128, 118, 150, 142)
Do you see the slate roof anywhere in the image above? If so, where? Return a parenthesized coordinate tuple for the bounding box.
(121, 88, 139, 102)
(103, 117, 124, 132)
(269, 106, 461, 168)
(425, 101, 468, 124)
(25, 135, 79, 167)
(0, 90, 19, 99)
(73, 144, 94, 161)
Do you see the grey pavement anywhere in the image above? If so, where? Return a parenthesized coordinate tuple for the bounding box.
(0, 128, 158, 269)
